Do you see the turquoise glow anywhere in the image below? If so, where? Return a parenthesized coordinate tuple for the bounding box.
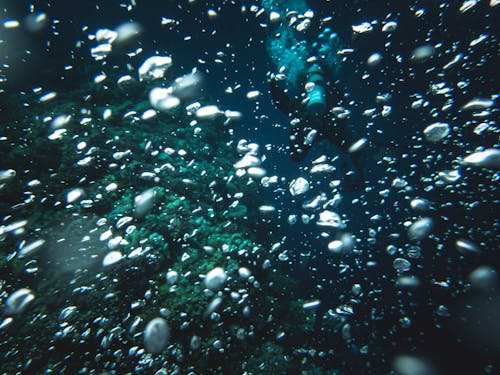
(262, 1, 342, 88)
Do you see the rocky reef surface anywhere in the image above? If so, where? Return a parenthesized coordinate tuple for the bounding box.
(0, 60, 329, 374)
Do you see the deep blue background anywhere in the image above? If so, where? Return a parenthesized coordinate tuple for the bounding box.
(1, 1, 499, 374)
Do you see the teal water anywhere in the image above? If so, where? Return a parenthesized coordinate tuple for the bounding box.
(0, 1, 499, 374)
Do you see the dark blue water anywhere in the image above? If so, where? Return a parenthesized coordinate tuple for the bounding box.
(1, 1, 499, 374)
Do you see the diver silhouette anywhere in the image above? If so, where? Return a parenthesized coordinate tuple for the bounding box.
(270, 63, 366, 191)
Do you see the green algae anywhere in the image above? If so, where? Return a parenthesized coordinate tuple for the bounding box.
(0, 58, 329, 374)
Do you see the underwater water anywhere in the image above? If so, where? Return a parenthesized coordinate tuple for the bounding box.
(0, 0, 499, 374)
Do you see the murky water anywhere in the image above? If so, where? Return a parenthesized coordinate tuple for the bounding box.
(1, 1, 499, 374)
